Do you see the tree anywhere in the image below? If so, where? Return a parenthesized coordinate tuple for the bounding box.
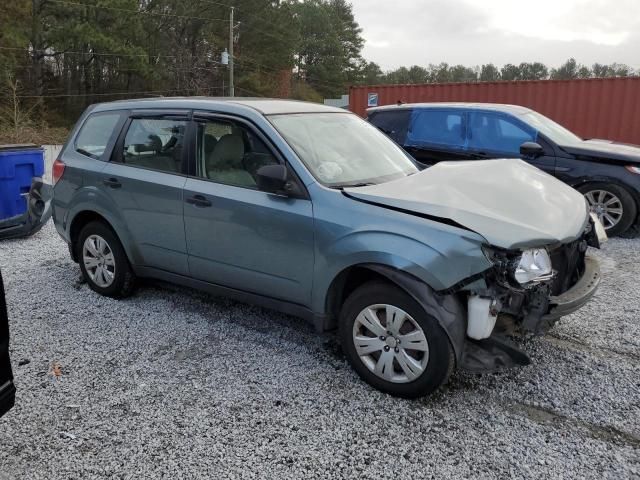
(550, 58, 589, 79)
(479, 64, 500, 81)
(449, 64, 477, 82)
(500, 63, 521, 81)
(290, 0, 364, 98)
(358, 61, 384, 84)
(519, 62, 548, 80)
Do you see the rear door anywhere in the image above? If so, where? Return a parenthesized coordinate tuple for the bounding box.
(101, 111, 190, 275)
(466, 111, 556, 174)
(403, 108, 473, 166)
(0, 269, 15, 418)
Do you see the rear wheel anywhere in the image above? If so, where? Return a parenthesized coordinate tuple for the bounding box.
(339, 281, 454, 398)
(77, 221, 135, 298)
(578, 182, 637, 237)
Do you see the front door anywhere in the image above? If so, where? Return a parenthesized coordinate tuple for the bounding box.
(466, 111, 557, 174)
(183, 114, 314, 306)
(101, 113, 189, 275)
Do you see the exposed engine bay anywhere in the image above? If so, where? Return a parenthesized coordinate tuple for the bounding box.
(458, 215, 604, 373)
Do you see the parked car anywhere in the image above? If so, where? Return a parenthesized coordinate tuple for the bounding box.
(52, 98, 604, 398)
(367, 102, 640, 236)
(0, 268, 15, 418)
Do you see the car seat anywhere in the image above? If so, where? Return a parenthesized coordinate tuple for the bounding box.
(207, 134, 255, 187)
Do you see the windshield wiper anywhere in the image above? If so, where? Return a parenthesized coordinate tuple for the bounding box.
(331, 182, 376, 189)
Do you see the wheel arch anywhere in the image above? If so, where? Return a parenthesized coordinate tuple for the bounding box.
(324, 263, 467, 363)
(68, 209, 137, 265)
(573, 177, 640, 230)
(569, 176, 640, 206)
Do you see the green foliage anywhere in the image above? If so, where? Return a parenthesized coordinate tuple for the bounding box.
(479, 64, 500, 82)
(360, 59, 636, 86)
(289, 0, 365, 98)
(1, 0, 366, 128)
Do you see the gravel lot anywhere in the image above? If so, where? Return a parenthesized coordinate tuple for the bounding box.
(0, 223, 638, 479)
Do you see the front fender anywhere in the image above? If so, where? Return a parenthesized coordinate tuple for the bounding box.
(312, 229, 491, 314)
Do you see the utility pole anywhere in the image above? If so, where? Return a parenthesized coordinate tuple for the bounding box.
(229, 6, 235, 97)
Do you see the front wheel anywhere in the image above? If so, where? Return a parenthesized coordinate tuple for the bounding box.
(578, 182, 637, 237)
(339, 281, 454, 399)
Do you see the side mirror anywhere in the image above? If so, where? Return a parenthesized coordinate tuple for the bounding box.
(256, 164, 289, 195)
(520, 142, 544, 159)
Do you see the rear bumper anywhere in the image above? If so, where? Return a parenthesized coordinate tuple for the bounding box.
(542, 255, 601, 323)
(0, 179, 52, 240)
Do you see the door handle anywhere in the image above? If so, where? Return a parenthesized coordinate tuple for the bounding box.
(185, 194, 212, 208)
(103, 177, 122, 189)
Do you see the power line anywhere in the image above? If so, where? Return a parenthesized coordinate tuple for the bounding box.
(0, 46, 226, 63)
(3, 45, 349, 92)
(235, 86, 267, 98)
(15, 87, 224, 99)
(234, 57, 348, 90)
(48, 0, 228, 23)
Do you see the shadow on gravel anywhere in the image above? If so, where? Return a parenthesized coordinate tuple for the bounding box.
(545, 333, 640, 362)
(510, 402, 640, 449)
(138, 279, 350, 367)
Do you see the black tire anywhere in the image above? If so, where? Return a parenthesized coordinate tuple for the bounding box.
(339, 281, 455, 399)
(578, 182, 637, 237)
(76, 221, 136, 298)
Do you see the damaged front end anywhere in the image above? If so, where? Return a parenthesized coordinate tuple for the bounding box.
(0, 179, 52, 240)
(458, 214, 604, 373)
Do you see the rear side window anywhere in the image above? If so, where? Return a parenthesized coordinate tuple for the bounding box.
(406, 110, 465, 148)
(368, 110, 412, 145)
(75, 113, 122, 159)
(468, 112, 537, 155)
(121, 118, 187, 174)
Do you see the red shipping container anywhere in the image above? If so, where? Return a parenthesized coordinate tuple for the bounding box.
(349, 77, 640, 145)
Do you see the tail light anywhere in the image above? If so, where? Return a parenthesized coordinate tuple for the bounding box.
(52, 158, 66, 185)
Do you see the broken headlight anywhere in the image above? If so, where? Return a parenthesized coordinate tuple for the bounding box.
(513, 248, 553, 285)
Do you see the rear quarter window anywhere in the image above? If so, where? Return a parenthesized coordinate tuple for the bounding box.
(368, 110, 412, 145)
(75, 112, 123, 160)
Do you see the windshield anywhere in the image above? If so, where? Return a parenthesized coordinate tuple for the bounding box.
(269, 113, 418, 187)
(520, 111, 583, 145)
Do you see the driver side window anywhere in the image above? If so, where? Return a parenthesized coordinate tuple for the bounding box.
(195, 119, 278, 189)
(467, 112, 536, 155)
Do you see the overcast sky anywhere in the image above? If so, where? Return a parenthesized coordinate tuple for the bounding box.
(350, 0, 640, 71)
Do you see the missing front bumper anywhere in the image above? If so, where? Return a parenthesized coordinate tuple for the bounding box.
(459, 255, 601, 373)
(540, 255, 600, 326)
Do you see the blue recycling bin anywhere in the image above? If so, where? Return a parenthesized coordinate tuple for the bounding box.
(0, 145, 45, 221)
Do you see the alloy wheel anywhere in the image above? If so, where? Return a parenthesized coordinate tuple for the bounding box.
(584, 190, 624, 230)
(352, 304, 430, 383)
(82, 234, 116, 288)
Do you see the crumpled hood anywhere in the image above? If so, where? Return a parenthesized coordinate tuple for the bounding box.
(344, 159, 588, 249)
(561, 139, 640, 164)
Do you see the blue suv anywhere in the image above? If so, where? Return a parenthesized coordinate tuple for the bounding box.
(368, 103, 640, 236)
(52, 98, 603, 398)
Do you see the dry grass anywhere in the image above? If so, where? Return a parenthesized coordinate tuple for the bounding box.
(0, 126, 69, 146)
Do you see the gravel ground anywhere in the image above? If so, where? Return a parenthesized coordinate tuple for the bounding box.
(0, 223, 638, 479)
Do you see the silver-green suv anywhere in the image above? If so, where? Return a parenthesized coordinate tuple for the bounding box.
(52, 98, 604, 398)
